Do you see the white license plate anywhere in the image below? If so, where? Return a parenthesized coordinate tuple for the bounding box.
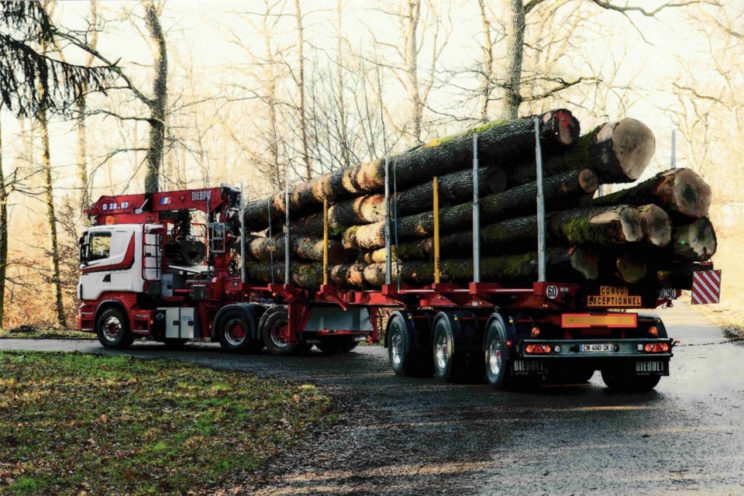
(580, 343, 615, 352)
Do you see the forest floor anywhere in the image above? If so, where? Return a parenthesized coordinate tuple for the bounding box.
(0, 351, 331, 496)
(0, 327, 92, 339)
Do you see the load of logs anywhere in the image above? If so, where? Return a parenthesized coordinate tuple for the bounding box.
(241, 109, 716, 291)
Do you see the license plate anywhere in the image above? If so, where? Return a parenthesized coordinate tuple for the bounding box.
(580, 343, 615, 352)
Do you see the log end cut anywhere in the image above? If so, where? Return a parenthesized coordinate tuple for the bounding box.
(673, 217, 717, 261)
(578, 168, 599, 195)
(599, 118, 656, 181)
(541, 109, 581, 146)
(668, 168, 712, 218)
(638, 204, 672, 247)
(616, 253, 647, 284)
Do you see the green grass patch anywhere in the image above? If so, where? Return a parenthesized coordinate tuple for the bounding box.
(0, 327, 94, 340)
(0, 351, 331, 495)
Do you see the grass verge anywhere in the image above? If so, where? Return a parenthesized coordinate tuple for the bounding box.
(0, 328, 94, 340)
(0, 351, 331, 495)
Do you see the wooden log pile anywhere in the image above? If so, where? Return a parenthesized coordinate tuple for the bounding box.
(242, 110, 716, 291)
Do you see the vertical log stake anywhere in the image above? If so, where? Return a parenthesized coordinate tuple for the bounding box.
(323, 197, 329, 285)
(472, 133, 480, 283)
(284, 176, 290, 285)
(534, 117, 546, 282)
(433, 175, 440, 284)
(384, 156, 392, 285)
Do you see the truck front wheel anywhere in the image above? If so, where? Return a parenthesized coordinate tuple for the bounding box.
(259, 306, 297, 356)
(601, 366, 661, 392)
(96, 307, 134, 349)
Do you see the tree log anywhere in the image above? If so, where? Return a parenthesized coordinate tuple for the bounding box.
(509, 118, 655, 185)
(342, 169, 598, 250)
(243, 109, 579, 230)
(638, 204, 672, 247)
(245, 235, 348, 263)
(614, 252, 648, 284)
(593, 168, 711, 218)
(293, 166, 507, 235)
(671, 217, 717, 261)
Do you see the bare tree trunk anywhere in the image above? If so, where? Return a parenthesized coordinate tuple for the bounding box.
(0, 105, 7, 327)
(144, 1, 167, 193)
(502, 0, 525, 120)
(76, 0, 98, 212)
(405, 0, 423, 144)
(477, 0, 494, 123)
(39, 103, 67, 328)
(295, 0, 312, 180)
(336, 0, 350, 169)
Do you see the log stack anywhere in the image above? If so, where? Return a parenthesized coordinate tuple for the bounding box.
(242, 110, 716, 292)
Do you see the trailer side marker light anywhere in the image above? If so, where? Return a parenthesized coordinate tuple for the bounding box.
(531, 327, 541, 338)
(643, 342, 670, 353)
(506, 340, 513, 348)
(648, 326, 659, 337)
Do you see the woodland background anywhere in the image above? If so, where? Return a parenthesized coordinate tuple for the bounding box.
(0, 0, 741, 330)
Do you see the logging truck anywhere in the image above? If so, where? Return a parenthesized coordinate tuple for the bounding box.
(77, 117, 721, 392)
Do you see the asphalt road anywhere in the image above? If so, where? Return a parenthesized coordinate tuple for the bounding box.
(2, 302, 744, 495)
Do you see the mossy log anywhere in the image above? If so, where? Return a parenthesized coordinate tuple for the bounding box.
(243, 109, 579, 230)
(638, 204, 672, 247)
(245, 234, 348, 263)
(593, 168, 711, 218)
(671, 217, 717, 261)
(293, 166, 507, 235)
(342, 169, 598, 250)
(359, 206, 641, 263)
(508, 118, 655, 185)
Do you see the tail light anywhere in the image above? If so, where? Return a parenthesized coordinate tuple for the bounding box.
(642, 342, 670, 353)
(525, 343, 552, 354)
(648, 326, 659, 337)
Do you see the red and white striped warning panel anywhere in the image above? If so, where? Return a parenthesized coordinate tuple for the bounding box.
(691, 270, 722, 305)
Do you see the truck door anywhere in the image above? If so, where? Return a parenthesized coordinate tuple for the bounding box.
(79, 226, 140, 300)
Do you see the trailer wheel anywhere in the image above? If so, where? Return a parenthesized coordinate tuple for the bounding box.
(387, 313, 432, 377)
(218, 309, 262, 353)
(316, 337, 359, 354)
(259, 306, 297, 356)
(601, 366, 661, 392)
(484, 317, 509, 389)
(432, 313, 467, 382)
(96, 307, 134, 349)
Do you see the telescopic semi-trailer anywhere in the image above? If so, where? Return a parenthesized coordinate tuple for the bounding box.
(76, 125, 720, 392)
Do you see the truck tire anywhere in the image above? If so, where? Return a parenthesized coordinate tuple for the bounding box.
(432, 313, 468, 382)
(96, 307, 134, 349)
(484, 317, 509, 389)
(387, 313, 432, 377)
(316, 337, 359, 354)
(259, 305, 297, 356)
(601, 366, 661, 392)
(218, 308, 263, 353)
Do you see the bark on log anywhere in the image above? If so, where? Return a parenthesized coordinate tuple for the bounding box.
(342, 169, 598, 250)
(245, 234, 348, 263)
(508, 118, 655, 185)
(638, 204, 672, 247)
(244, 109, 579, 230)
(671, 217, 717, 261)
(294, 166, 507, 235)
(359, 206, 641, 262)
(593, 168, 711, 218)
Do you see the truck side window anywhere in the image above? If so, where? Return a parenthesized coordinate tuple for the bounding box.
(88, 232, 112, 261)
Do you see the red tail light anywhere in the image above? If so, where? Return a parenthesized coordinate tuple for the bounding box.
(643, 342, 670, 353)
(525, 344, 552, 354)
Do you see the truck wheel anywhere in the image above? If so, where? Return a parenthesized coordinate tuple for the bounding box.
(218, 309, 263, 353)
(259, 306, 297, 356)
(484, 317, 509, 389)
(387, 313, 432, 377)
(601, 367, 661, 392)
(432, 313, 466, 382)
(316, 337, 359, 354)
(96, 307, 134, 349)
